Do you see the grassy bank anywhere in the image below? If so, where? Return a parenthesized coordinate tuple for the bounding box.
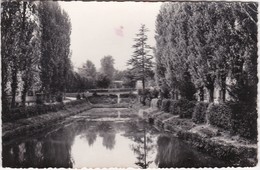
(143, 107, 257, 167)
(2, 95, 137, 141)
(2, 100, 92, 141)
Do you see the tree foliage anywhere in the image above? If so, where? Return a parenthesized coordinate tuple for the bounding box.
(1, 1, 72, 107)
(155, 2, 257, 104)
(38, 1, 71, 100)
(128, 24, 154, 90)
(100, 55, 115, 78)
(1, 1, 41, 108)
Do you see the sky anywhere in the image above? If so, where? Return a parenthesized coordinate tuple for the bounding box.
(59, 1, 162, 71)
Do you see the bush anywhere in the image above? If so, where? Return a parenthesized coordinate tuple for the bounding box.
(56, 93, 63, 102)
(109, 94, 118, 98)
(88, 95, 117, 104)
(120, 93, 137, 98)
(76, 93, 81, 100)
(207, 103, 233, 130)
(227, 102, 257, 141)
(169, 100, 179, 115)
(160, 99, 171, 112)
(163, 99, 195, 118)
(192, 102, 209, 124)
(177, 99, 196, 118)
(2, 103, 66, 122)
(2, 99, 89, 123)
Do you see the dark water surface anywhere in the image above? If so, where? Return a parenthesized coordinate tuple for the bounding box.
(2, 108, 229, 168)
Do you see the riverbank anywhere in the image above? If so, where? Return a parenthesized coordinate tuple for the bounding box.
(2, 97, 134, 141)
(2, 100, 92, 141)
(142, 107, 257, 167)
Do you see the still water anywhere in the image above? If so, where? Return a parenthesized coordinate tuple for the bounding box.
(2, 108, 228, 168)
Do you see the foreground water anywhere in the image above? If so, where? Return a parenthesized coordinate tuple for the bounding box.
(2, 108, 229, 168)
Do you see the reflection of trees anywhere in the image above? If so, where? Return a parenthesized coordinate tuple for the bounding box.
(2, 126, 76, 168)
(155, 135, 185, 168)
(97, 122, 116, 150)
(101, 132, 116, 150)
(129, 120, 156, 169)
(79, 122, 98, 146)
(154, 135, 225, 168)
(84, 131, 97, 146)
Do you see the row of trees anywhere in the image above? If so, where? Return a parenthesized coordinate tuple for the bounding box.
(2, 1, 71, 108)
(71, 55, 137, 92)
(155, 2, 257, 104)
(77, 56, 115, 90)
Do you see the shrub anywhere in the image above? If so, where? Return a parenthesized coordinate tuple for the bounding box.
(227, 102, 257, 141)
(109, 94, 118, 98)
(169, 100, 179, 115)
(192, 102, 209, 124)
(150, 88, 159, 99)
(177, 99, 196, 118)
(164, 99, 195, 118)
(207, 103, 233, 130)
(56, 94, 63, 102)
(88, 95, 117, 104)
(120, 98, 137, 104)
(2, 103, 66, 122)
(160, 99, 171, 112)
(76, 93, 81, 100)
(120, 93, 137, 98)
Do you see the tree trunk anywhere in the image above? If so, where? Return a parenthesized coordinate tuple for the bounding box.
(170, 90, 175, 99)
(11, 68, 18, 108)
(21, 78, 28, 107)
(221, 76, 226, 102)
(199, 86, 204, 101)
(141, 78, 146, 106)
(2, 65, 9, 111)
(143, 126, 147, 168)
(208, 86, 214, 103)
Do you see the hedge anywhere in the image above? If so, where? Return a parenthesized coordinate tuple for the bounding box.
(88, 95, 117, 104)
(2, 99, 89, 123)
(169, 100, 179, 115)
(2, 103, 65, 123)
(160, 99, 171, 112)
(199, 102, 257, 141)
(227, 102, 257, 141)
(161, 99, 196, 118)
(120, 93, 137, 98)
(207, 103, 233, 131)
(192, 102, 209, 124)
(177, 99, 196, 118)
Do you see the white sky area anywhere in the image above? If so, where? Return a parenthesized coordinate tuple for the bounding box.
(59, 1, 162, 71)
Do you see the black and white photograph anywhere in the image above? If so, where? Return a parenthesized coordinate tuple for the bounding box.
(1, 0, 258, 168)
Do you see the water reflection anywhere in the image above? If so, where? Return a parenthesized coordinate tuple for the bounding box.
(2, 119, 229, 168)
(128, 120, 156, 168)
(3, 136, 74, 168)
(155, 135, 226, 168)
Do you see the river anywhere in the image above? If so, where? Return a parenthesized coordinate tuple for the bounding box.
(2, 108, 230, 168)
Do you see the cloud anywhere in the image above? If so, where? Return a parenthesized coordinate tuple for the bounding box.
(114, 26, 124, 37)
